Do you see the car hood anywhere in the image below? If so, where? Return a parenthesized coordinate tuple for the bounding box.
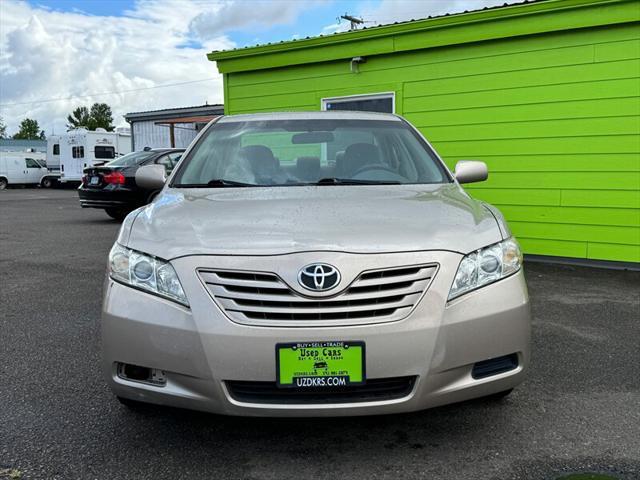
(124, 184, 503, 259)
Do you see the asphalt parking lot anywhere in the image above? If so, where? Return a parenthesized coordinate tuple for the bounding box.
(1, 188, 638, 480)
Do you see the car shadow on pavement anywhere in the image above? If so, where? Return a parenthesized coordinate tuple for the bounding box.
(113, 392, 510, 451)
(62, 216, 123, 225)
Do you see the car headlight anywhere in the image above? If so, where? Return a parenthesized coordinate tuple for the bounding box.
(448, 237, 523, 300)
(108, 243, 189, 306)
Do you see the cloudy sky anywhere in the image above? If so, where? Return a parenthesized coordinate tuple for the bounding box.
(0, 0, 510, 135)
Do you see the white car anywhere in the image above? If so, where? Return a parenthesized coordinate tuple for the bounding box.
(102, 111, 531, 417)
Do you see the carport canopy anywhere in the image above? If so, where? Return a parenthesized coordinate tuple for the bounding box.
(155, 115, 219, 147)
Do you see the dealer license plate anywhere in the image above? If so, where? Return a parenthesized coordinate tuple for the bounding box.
(90, 176, 100, 185)
(276, 341, 365, 388)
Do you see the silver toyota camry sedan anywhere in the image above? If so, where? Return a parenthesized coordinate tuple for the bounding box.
(102, 111, 530, 416)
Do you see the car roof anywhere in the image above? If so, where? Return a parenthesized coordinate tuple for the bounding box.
(217, 111, 401, 123)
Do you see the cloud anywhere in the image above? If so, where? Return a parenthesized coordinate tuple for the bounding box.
(0, 0, 294, 135)
(0, 0, 520, 136)
(190, 0, 321, 40)
(321, 21, 351, 36)
(365, 0, 516, 24)
(323, 0, 517, 33)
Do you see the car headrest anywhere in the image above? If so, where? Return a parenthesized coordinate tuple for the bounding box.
(240, 145, 279, 176)
(341, 143, 382, 176)
(296, 156, 321, 181)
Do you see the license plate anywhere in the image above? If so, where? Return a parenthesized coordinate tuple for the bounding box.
(276, 341, 365, 388)
(90, 176, 99, 185)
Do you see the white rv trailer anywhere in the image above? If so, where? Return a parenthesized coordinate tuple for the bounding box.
(0, 150, 48, 189)
(59, 128, 131, 183)
(38, 135, 63, 187)
(46, 135, 61, 171)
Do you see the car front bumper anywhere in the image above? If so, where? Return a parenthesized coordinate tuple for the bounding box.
(102, 250, 531, 417)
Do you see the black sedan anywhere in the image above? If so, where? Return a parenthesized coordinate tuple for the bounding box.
(78, 148, 184, 220)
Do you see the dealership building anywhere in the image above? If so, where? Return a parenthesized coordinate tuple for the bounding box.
(208, 0, 640, 265)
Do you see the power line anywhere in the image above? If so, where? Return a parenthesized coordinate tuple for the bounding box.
(0, 77, 217, 108)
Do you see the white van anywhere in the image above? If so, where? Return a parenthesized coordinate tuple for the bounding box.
(59, 128, 131, 183)
(0, 151, 48, 189)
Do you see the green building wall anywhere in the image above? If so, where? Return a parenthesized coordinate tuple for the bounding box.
(210, 0, 640, 264)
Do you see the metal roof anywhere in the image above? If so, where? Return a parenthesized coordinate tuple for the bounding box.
(0, 139, 47, 151)
(154, 115, 220, 125)
(218, 111, 401, 122)
(124, 104, 224, 122)
(208, 0, 546, 56)
(209, 0, 632, 74)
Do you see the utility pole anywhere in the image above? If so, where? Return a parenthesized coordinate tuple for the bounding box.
(340, 14, 364, 30)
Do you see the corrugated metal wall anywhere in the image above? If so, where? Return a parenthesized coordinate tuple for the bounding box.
(0, 139, 47, 152)
(132, 120, 199, 151)
(223, 22, 640, 263)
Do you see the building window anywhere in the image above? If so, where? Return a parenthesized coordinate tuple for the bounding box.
(53, 144, 60, 155)
(72, 146, 85, 158)
(322, 92, 395, 114)
(95, 146, 115, 159)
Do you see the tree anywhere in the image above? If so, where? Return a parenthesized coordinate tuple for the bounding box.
(13, 118, 42, 140)
(67, 106, 91, 130)
(89, 103, 114, 131)
(67, 103, 114, 131)
(0, 116, 6, 139)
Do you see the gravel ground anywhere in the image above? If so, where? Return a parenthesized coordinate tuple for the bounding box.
(1, 188, 638, 480)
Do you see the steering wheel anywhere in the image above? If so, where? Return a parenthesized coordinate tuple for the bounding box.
(351, 163, 398, 177)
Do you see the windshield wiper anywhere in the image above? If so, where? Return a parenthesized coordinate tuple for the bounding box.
(207, 179, 256, 187)
(315, 177, 401, 185)
(174, 179, 257, 188)
(174, 178, 401, 188)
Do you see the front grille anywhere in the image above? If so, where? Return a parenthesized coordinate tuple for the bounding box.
(198, 264, 437, 327)
(226, 376, 417, 404)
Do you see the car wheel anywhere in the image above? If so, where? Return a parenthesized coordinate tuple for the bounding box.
(41, 177, 53, 188)
(0, 178, 7, 190)
(105, 208, 128, 221)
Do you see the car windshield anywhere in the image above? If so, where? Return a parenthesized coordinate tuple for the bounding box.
(172, 119, 451, 187)
(106, 151, 155, 168)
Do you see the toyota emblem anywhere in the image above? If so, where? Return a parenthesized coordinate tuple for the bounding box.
(298, 263, 341, 291)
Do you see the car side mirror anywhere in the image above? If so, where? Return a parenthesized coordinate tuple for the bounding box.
(454, 161, 488, 184)
(135, 165, 166, 190)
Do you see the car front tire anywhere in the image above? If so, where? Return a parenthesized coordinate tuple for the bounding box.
(105, 208, 128, 221)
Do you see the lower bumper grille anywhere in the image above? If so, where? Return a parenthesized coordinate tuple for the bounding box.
(226, 376, 417, 404)
(472, 353, 519, 379)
